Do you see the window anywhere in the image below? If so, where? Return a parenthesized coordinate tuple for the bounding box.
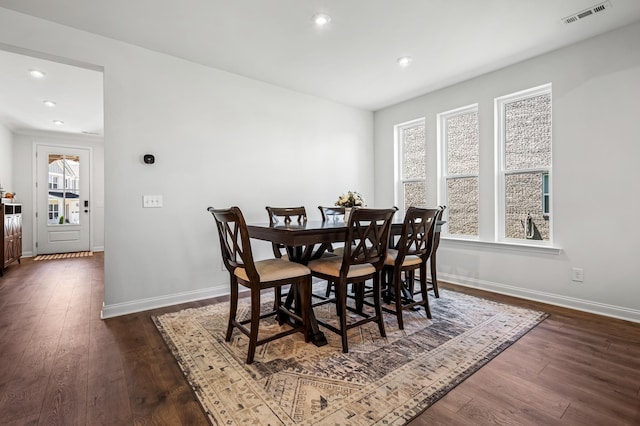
(437, 104, 479, 237)
(395, 118, 426, 211)
(48, 154, 81, 225)
(48, 203, 59, 222)
(496, 84, 552, 242)
(49, 175, 59, 189)
(542, 173, 550, 215)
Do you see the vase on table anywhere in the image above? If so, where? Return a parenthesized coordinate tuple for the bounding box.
(344, 207, 352, 223)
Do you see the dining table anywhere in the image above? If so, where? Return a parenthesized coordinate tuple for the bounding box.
(246, 217, 444, 346)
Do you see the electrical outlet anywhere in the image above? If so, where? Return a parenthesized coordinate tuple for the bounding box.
(571, 267, 584, 282)
(142, 195, 163, 208)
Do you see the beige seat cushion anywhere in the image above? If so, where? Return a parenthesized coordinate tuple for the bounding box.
(330, 246, 344, 257)
(234, 258, 310, 282)
(308, 257, 376, 278)
(385, 248, 422, 267)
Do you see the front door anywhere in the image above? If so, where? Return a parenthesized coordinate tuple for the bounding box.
(36, 145, 90, 254)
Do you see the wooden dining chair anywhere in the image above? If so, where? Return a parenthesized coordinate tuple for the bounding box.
(382, 206, 441, 329)
(317, 206, 347, 297)
(207, 206, 312, 364)
(427, 205, 446, 298)
(318, 205, 346, 222)
(307, 208, 396, 353)
(265, 206, 308, 259)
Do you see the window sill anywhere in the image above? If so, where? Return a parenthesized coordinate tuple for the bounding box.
(440, 237, 562, 255)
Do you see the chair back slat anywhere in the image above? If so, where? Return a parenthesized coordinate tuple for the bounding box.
(207, 206, 259, 282)
(265, 206, 307, 258)
(266, 206, 307, 225)
(394, 207, 441, 266)
(341, 208, 396, 274)
(318, 206, 346, 222)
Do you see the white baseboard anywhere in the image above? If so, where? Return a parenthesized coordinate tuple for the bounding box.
(101, 286, 228, 319)
(92, 246, 104, 252)
(21, 251, 34, 257)
(440, 272, 640, 324)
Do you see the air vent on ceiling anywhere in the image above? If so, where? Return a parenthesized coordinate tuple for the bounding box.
(562, 1, 611, 24)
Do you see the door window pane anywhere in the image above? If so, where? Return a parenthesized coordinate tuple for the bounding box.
(48, 154, 81, 225)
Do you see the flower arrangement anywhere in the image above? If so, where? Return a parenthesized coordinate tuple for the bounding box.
(335, 191, 365, 208)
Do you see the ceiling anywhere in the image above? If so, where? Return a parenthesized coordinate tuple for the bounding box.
(1, 0, 640, 135)
(0, 49, 103, 135)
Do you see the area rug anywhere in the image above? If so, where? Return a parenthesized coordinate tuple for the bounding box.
(33, 251, 93, 261)
(153, 287, 547, 425)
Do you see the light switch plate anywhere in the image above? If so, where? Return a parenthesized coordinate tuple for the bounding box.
(143, 195, 163, 208)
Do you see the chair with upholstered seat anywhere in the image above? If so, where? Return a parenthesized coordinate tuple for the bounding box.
(318, 205, 346, 222)
(265, 206, 336, 309)
(265, 206, 308, 259)
(317, 206, 347, 297)
(208, 206, 312, 364)
(427, 206, 446, 298)
(307, 207, 396, 353)
(382, 206, 441, 329)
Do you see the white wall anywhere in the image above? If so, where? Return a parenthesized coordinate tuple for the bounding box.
(0, 122, 12, 192)
(374, 22, 640, 322)
(0, 8, 374, 317)
(12, 131, 105, 256)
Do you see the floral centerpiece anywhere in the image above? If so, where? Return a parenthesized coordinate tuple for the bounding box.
(335, 191, 365, 208)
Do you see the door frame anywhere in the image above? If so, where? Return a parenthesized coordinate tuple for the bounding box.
(32, 141, 94, 255)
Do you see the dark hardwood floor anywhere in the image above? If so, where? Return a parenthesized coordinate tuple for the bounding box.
(0, 253, 638, 425)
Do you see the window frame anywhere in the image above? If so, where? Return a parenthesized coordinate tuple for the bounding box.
(495, 83, 552, 244)
(542, 172, 550, 216)
(394, 117, 426, 211)
(437, 103, 479, 239)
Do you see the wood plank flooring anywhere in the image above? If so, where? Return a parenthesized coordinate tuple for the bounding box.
(0, 254, 639, 425)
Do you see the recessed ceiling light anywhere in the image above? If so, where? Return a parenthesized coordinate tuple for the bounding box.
(29, 69, 46, 79)
(397, 56, 413, 68)
(312, 13, 331, 27)
(43, 100, 57, 107)
(53, 120, 64, 126)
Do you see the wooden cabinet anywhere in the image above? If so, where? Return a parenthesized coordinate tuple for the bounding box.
(1, 203, 22, 276)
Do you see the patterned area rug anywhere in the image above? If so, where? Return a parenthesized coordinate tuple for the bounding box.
(153, 287, 547, 425)
(33, 251, 93, 261)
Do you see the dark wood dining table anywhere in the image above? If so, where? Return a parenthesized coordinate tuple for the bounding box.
(246, 219, 397, 346)
(246, 218, 444, 346)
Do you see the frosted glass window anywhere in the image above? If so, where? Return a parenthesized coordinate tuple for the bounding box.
(403, 181, 427, 209)
(438, 105, 479, 237)
(446, 177, 478, 236)
(447, 112, 479, 175)
(402, 125, 426, 180)
(396, 119, 426, 211)
(505, 94, 551, 171)
(497, 85, 552, 242)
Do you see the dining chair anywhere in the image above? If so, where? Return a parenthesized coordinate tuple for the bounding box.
(318, 205, 346, 222)
(382, 206, 441, 329)
(317, 206, 347, 297)
(307, 207, 396, 353)
(207, 206, 312, 364)
(265, 206, 308, 259)
(265, 206, 335, 310)
(427, 205, 446, 298)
